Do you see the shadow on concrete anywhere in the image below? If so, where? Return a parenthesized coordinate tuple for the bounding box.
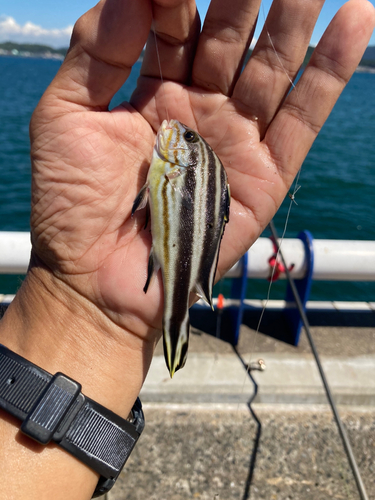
(232, 347, 262, 500)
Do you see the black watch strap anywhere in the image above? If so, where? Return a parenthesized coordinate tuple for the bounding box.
(0, 344, 144, 497)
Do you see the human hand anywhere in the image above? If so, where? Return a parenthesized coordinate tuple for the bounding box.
(29, 0, 375, 351)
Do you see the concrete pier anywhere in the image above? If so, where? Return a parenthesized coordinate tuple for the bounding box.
(107, 318, 375, 500)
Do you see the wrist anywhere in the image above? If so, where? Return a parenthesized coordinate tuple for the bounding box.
(0, 261, 153, 418)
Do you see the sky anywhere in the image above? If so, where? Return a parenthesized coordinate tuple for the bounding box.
(0, 0, 374, 48)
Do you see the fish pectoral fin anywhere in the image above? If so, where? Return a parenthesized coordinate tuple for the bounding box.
(131, 183, 149, 217)
(194, 283, 214, 311)
(143, 248, 160, 294)
(165, 171, 194, 210)
(165, 168, 183, 182)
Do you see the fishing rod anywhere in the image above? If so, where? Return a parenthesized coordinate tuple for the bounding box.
(269, 219, 369, 500)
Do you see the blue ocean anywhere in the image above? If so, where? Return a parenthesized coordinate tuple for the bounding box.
(0, 56, 374, 301)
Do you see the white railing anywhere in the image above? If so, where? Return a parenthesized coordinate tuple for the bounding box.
(0, 232, 31, 274)
(1, 231, 375, 281)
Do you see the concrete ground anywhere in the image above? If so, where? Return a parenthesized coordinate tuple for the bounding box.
(104, 310, 375, 500)
(108, 404, 374, 500)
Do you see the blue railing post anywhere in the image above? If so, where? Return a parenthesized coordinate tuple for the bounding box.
(284, 230, 314, 345)
(229, 252, 248, 345)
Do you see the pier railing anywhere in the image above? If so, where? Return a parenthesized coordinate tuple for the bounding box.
(1, 230, 375, 280)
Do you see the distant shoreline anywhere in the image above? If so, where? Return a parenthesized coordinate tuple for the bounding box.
(0, 52, 146, 64)
(0, 51, 64, 61)
(0, 42, 66, 61)
(0, 42, 146, 64)
(1, 42, 374, 72)
(355, 65, 375, 74)
(2, 53, 375, 73)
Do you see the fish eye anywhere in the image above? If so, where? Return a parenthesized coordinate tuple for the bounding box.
(183, 130, 198, 143)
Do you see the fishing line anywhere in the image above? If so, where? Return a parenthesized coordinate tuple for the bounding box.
(236, 173, 303, 413)
(261, 1, 300, 97)
(151, 18, 170, 122)
(254, 172, 302, 340)
(240, 0, 304, 380)
(151, 8, 225, 370)
(150, 12, 229, 497)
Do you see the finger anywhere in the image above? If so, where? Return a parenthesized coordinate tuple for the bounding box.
(192, 0, 261, 95)
(42, 0, 152, 111)
(265, 0, 375, 189)
(232, 0, 325, 138)
(141, 0, 201, 84)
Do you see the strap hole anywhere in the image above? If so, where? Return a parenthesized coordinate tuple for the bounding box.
(6, 376, 16, 385)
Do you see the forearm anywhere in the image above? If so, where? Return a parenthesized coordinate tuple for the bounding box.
(0, 264, 154, 499)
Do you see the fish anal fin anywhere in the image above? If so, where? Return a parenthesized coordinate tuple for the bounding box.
(132, 183, 149, 217)
(194, 282, 214, 311)
(143, 248, 160, 294)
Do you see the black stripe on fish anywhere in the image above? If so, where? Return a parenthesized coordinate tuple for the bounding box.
(164, 146, 198, 375)
(162, 176, 170, 271)
(196, 140, 226, 307)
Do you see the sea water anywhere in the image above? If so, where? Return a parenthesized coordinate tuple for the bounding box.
(0, 56, 374, 301)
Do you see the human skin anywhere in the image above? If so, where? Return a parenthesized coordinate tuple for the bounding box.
(0, 0, 374, 498)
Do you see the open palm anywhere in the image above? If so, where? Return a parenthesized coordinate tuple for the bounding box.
(29, 0, 374, 341)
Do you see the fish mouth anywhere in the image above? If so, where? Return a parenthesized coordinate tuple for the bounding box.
(155, 120, 189, 163)
(155, 121, 168, 160)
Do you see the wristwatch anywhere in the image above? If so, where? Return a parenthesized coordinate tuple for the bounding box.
(0, 343, 144, 497)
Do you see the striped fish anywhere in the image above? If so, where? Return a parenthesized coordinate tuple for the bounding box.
(132, 119, 230, 377)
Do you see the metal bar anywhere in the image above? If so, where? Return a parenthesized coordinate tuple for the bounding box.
(269, 220, 369, 500)
(2, 232, 375, 280)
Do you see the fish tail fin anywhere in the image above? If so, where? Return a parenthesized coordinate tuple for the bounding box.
(163, 315, 190, 378)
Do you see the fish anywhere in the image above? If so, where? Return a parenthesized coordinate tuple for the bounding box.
(132, 119, 230, 377)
